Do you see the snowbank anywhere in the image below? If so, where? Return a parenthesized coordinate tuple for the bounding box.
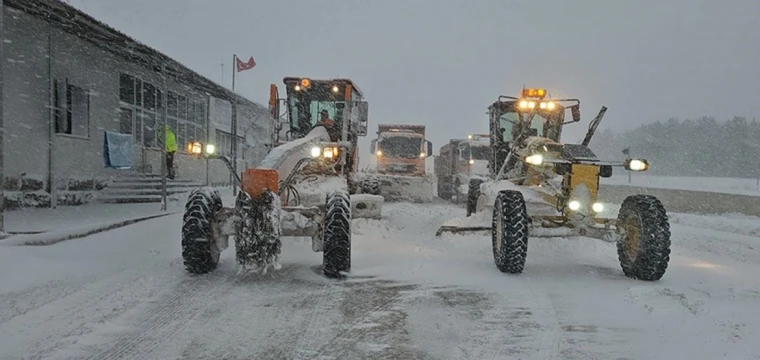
(601, 173, 760, 197)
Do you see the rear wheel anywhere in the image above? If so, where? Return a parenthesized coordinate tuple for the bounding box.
(466, 178, 484, 216)
(361, 177, 381, 195)
(616, 195, 671, 281)
(323, 190, 352, 278)
(437, 176, 452, 200)
(492, 190, 529, 274)
(181, 188, 223, 274)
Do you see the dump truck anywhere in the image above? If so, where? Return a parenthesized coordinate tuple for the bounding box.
(436, 87, 672, 282)
(361, 124, 434, 202)
(435, 134, 490, 201)
(180, 77, 383, 279)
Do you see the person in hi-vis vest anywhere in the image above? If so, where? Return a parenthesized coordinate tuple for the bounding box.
(159, 125, 178, 179)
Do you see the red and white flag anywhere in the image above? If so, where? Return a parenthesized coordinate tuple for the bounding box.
(236, 56, 256, 72)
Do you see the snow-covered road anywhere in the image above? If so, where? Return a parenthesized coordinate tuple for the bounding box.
(1, 200, 759, 359)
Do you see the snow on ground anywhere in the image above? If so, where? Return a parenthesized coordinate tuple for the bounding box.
(602, 173, 760, 197)
(1, 197, 759, 359)
(4, 200, 185, 234)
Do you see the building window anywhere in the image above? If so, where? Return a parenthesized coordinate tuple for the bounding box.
(119, 73, 207, 152)
(215, 130, 243, 157)
(55, 79, 90, 137)
(120, 73, 135, 104)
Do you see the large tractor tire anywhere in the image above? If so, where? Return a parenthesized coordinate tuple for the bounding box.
(437, 175, 452, 200)
(361, 177, 381, 196)
(323, 190, 352, 278)
(234, 190, 282, 273)
(466, 178, 484, 216)
(492, 190, 529, 274)
(181, 188, 223, 274)
(616, 194, 671, 281)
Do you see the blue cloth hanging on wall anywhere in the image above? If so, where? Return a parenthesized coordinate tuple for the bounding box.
(103, 130, 134, 169)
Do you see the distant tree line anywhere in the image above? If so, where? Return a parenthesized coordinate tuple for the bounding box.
(587, 116, 760, 178)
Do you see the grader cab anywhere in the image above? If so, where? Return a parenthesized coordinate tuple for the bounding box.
(180, 77, 382, 279)
(437, 87, 672, 281)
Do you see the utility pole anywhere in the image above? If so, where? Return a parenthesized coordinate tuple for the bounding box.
(0, 0, 5, 233)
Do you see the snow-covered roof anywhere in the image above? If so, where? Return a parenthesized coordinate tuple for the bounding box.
(5, 0, 267, 113)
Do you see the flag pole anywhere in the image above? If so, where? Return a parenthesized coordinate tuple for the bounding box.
(230, 54, 238, 195)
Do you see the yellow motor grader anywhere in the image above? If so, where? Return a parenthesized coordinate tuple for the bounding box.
(436, 88, 672, 281)
(181, 77, 381, 279)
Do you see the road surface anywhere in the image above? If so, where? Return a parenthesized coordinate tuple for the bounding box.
(1, 199, 759, 359)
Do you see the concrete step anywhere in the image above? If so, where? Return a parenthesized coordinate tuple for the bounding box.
(106, 182, 204, 190)
(96, 194, 179, 204)
(100, 188, 197, 196)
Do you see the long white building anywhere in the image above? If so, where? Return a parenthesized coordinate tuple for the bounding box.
(2, 0, 275, 208)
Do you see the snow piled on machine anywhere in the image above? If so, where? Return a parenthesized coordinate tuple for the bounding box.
(291, 176, 348, 207)
(259, 126, 331, 178)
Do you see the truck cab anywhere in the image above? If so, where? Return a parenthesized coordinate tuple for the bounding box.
(370, 124, 432, 177)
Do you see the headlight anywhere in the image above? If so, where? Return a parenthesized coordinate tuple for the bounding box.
(311, 146, 321, 158)
(568, 200, 581, 211)
(625, 159, 649, 171)
(376, 150, 382, 156)
(323, 147, 334, 158)
(539, 101, 555, 110)
(592, 203, 604, 212)
(469, 159, 475, 164)
(524, 154, 544, 165)
(419, 152, 426, 158)
(205, 144, 216, 155)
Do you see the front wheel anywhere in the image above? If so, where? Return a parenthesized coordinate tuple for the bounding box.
(323, 190, 352, 278)
(181, 188, 223, 274)
(616, 194, 671, 281)
(492, 190, 529, 274)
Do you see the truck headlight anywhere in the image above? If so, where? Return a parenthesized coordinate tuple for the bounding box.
(311, 146, 321, 158)
(323, 147, 334, 158)
(419, 152, 426, 158)
(592, 203, 604, 212)
(469, 159, 475, 164)
(525, 154, 544, 165)
(568, 200, 581, 211)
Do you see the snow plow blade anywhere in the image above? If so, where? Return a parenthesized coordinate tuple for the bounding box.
(435, 225, 491, 236)
(375, 174, 435, 203)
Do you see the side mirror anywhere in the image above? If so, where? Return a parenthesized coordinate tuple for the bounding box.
(426, 140, 433, 157)
(570, 104, 581, 123)
(370, 139, 377, 154)
(356, 101, 369, 136)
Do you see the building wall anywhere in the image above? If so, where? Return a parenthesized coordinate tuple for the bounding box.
(2, 6, 275, 206)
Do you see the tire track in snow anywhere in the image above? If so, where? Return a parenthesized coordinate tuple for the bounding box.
(308, 281, 418, 359)
(79, 268, 244, 360)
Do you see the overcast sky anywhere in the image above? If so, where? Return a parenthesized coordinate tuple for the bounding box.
(69, 0, 760, 154)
